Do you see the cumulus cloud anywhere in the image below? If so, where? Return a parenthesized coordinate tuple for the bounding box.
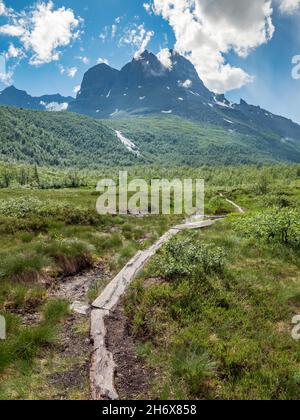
(153, 0, 275, 92)
(77, 56, 90, 65)
(0, 1, 81, 66)
(120, 23, 154, 59)
(157, 48, 173, 69)
(0, 25, 25, 37)
(143, 3, 153, 15)
(40, 101, 69, 111)
(4, 43, 24, 59)
(278, 0, 300, 13)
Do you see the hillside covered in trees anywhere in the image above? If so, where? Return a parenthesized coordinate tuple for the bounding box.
(1, 105, 300, 168)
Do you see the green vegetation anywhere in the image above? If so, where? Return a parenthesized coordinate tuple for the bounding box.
(0, 106, 139, 168)
(125, 218, 300, 400)
(0, 159, 299, 399)
(1, 105, 300, 168)
(122, 168, 300, 400)
(0, 177, 180, 399)
(109, 116, 300, 165)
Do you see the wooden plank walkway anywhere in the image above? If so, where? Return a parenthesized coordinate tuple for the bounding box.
(90, 220, 214, 400)
(90, 196, 243, 400)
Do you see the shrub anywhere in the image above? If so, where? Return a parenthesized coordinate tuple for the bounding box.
(207, 196, 233, 215)
(153, 238, 226, 280)
(0, 324, 54, 372)
(93, 233, 123, 253)
(57, 208, 102, 226)
(262, 193, 292, 208)
(0, 216, 48, 234)
(0, 197, 68, 219)
(233, 208, 300, 247)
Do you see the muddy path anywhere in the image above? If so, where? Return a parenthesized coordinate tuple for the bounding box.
(46, 263, 111, 400)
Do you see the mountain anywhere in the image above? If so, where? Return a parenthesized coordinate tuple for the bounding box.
(0, 86, 73, 111)
(1, 50, 300, 167)
(69, 50, 300, 143)
(1, 104, 300, 168)
(0, 106, 141, 167)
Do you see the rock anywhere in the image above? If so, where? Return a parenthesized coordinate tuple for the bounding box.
(71, 301, 90, 316)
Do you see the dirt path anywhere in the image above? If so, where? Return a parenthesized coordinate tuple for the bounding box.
(51, 263, 110, 314)
(47, 263, 111, 399)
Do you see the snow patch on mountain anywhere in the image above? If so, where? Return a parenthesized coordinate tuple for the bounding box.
(114, 130, 141, 156)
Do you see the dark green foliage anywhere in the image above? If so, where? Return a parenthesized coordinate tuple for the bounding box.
(0, 106, 140, 168)
(152, 237, 226, 280)
(1, 105, 300, 168)
(233, 208, 300, 247)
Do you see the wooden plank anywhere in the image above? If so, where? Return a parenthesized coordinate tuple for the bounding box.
(90, 219, 220, 400)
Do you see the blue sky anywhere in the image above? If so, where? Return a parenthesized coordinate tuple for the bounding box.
(0, 0, 300, 122)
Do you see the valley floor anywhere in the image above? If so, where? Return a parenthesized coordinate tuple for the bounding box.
(0, 163, 299, 400)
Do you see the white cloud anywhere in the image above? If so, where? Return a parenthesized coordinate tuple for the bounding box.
(0, 68, 13, 85)
(0, 1, 6, 16)
(278, 0, 300, 13)
(99, 26, 109, 42)
(0, 1, 81, 66)
(58, 64, 65, 74)
(120, 23, 154, 59)
(153, 0, 274, 92)
(143, 3, 152, 15)
(67, 67, 77, 78)
(111, 24, 117, 38)
(77, 55, 90, 65)
(157, 48, 173, 69)
(97, 57, 109, 65)
(40, 101, 69, 111)
(4, 43, 24, 59)
(0, 25, 25, 37)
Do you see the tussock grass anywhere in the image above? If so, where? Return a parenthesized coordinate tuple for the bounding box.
(0, 253, 48, 283)
(125, 220, 300, 400)
(36, 239, 94, 276)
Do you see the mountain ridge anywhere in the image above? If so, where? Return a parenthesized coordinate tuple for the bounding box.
(0, 85, 74, 111)
(0, 49, 300, 158)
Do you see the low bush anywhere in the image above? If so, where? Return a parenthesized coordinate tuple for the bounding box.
(207, 196, 233, 215)
(0, 216, 48, 234)
(153, 237, 226, 280)
(233, 207, 300, 247)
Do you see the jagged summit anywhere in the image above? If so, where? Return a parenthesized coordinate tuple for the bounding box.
(1, 50, 300, 142)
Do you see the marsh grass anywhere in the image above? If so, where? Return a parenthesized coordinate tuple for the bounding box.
(125, 219, 300, 400)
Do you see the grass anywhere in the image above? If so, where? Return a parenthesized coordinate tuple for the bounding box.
(0, 163, 299, 399)
(124, 216, 300, 400)
(0, 182, 180, 399)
